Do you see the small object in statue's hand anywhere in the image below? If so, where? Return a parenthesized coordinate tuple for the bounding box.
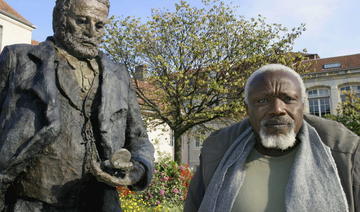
(110, 148, 133, 170)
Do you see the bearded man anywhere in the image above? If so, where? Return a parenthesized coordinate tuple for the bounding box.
(0, 0, 154, 211)
(185, 64, 360, 212)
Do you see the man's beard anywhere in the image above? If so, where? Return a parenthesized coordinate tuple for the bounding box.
(55, 28, 100, 59)
(259, 118, 296, 150)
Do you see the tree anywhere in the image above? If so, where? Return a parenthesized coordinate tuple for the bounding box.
(103, 0, 308, 163)
(326, 92, 360, 136)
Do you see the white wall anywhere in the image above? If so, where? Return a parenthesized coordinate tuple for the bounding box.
(0, 13, 34, 51)
(146, 123, 174, 161)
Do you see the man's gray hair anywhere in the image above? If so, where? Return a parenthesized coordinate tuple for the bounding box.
(244, 64, 307, 104)
(52, 0, 110, 34)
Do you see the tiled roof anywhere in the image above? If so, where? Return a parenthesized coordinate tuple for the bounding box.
(303, 53, 360, 72)
(0, 0, 35, 28)
(31, 40, 39, 45)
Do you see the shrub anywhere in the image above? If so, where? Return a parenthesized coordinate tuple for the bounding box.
(325, 92, 360, 136)
(118, 157, 193, 211)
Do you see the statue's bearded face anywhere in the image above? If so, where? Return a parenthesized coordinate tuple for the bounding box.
(54, 0, 108, 59)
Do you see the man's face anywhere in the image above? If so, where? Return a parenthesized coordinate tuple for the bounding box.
(56, 0, 108, 59)
(246, 71, 304, 149)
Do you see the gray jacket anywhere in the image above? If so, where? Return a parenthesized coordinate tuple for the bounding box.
(0, 39, 154, 210)
(185, 114, 360, 212)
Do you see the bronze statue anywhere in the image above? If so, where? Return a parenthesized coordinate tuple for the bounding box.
(0, 0, 154, 211)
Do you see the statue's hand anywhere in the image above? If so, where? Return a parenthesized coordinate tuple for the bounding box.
(110, 148, 133, 170)
(90, 148, 145, 187)
(113, 160, 145, 186)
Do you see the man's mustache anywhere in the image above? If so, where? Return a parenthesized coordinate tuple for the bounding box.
(261, 117, 294, 127)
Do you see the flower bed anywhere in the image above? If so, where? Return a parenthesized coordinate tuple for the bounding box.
(118, 157, 192, 211)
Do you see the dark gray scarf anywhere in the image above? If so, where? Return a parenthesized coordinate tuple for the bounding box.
(198, 121, 349, 212)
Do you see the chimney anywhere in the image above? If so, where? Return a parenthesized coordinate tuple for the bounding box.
(134, 65, 146, 80)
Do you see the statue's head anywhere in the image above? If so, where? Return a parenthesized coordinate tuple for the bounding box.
(53, 0, 110, 59)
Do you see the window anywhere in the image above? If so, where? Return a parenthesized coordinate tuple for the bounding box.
(339, 84, 360, 102)
(307, 88, 331, 117)
(323, 63, 341, 69)
(194, 137, 202, 148)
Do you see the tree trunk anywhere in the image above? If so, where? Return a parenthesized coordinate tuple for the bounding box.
(174, 134, 182, 164)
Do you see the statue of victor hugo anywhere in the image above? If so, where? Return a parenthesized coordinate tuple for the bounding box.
(0, 0, 154, 211)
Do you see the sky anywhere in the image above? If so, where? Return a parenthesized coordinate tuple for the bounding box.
(5, 0, 360, 58)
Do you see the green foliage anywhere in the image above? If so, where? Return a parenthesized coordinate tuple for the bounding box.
(118, 157, 192, 210)
(103, 0, 308, 163)
(325, 92, 360, 136)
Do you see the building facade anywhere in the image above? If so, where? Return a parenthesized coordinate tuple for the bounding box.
(0, 0, 35, 51)
(303, 53, 360, 117)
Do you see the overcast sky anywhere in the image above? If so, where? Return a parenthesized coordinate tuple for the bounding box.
(5, 0, 360, 58)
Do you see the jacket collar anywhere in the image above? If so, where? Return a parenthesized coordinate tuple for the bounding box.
(27, 38, 58, 105)
(30, 37, 114, 110)
(27, 37, 125, 120)
(54, 44, 102, 110)
(55, 53, 83, 110)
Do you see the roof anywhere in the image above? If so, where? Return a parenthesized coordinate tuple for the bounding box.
(0, 0, 35, 29)
(31, 40, 39, 45)
(303, 53, 360, 73)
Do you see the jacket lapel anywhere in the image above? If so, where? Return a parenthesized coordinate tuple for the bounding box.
(25, 38, 61, 141)
(98, 53, 128, 121)
(27, 40, 58, 108)
(98, 53, 128, 156)
(56, 59, 82, 110)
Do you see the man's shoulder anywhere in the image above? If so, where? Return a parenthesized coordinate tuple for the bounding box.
(305, 114, 360, 154)
(205, 119, 250, 141)
(198, 119, 252, 186)
(201, 118, 251, 157)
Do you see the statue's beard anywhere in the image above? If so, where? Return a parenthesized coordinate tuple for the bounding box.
(259, 119, 296, 150)
(55, 28, 100, 59)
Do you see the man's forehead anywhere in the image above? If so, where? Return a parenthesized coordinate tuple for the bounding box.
(251, 87, 300, 98)
(249, 71, 302, 94)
